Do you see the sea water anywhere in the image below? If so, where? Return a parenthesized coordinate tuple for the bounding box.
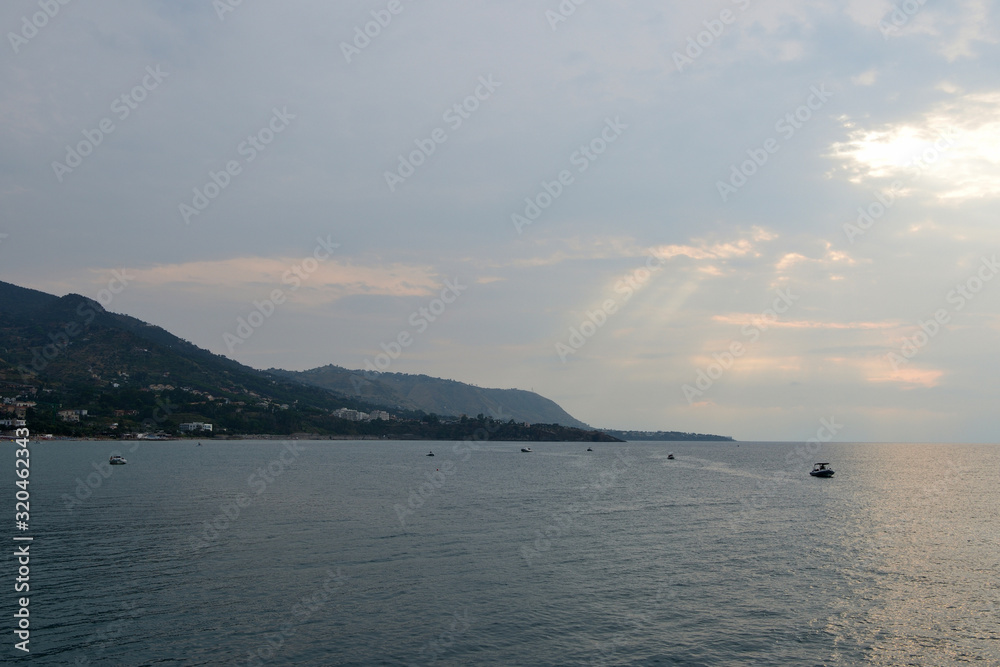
(7, 440, 1000, 665)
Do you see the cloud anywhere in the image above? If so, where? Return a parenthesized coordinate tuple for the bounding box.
(851, 69, 879, 86)
(651, 227, 777, 262)
(66, 257, 442, 307)
(828, 91, 1000, 199)
(709, 316, 896, 330)
(861, 358, 945, 388)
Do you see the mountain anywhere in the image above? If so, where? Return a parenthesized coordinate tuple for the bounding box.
(0, 281, 393, 434)
(0, 281, 323, 401)
(0, 280, 602, 437)
(269, 365, 592, 429)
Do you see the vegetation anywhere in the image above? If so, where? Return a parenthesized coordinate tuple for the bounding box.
(14, 385, 619, 441)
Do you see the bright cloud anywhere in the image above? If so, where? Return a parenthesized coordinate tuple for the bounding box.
(829, 91, 1000, 199)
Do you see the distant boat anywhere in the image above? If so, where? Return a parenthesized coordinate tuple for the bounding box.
(426, 451, 435, 456)
(521, 447, 532, 453)
(587, 447, 592, 452)
(810, 462, 834, 477)
(109, 455, 127, 465)
(667, 453, 675, 460)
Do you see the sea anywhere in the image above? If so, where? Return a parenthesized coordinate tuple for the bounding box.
(7, 439, 1000, 665)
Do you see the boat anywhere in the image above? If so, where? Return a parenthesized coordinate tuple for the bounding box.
(109, 455, 127, 465)
(521, 447, 532, 453)
(426, 451, 434, 456)
(586, 447, 592, 452)
(810, 462, 834, 477)
(667, 453, 675, 460)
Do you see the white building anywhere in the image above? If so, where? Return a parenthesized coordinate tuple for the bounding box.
(333, 408, 368, 421)
(179, 422, 213, 432)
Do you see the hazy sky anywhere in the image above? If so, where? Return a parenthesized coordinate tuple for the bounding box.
(3, 1, 999, 442)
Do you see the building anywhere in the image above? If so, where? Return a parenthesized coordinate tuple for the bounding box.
(179, 422, 213, 432)
(58, 409, 88, 422)
(333, 408, 368, 421)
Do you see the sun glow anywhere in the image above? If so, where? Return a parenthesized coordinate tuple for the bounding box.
(829, 91, 1000, 199)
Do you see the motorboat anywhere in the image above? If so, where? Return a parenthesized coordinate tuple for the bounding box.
(586, 447, 592, 452)
(521, 447, 532, 453)
(667, 453, 675, 460)
(810, 462, 834, 477)
(426, 451, 435, 456)
(109, 455, 127, 465)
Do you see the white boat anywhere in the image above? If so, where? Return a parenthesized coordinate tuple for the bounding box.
(810, 462, 834, 477)
(667, 453, 675, 460)
(521, 447, 532, 453)
(109, 455, 127, 465)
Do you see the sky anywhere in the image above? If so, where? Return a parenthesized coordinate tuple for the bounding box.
(2, 0, 999, 442)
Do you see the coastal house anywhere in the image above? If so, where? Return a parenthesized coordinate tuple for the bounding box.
(179, 422, 213, 432)
(58, 409, 88, 422)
